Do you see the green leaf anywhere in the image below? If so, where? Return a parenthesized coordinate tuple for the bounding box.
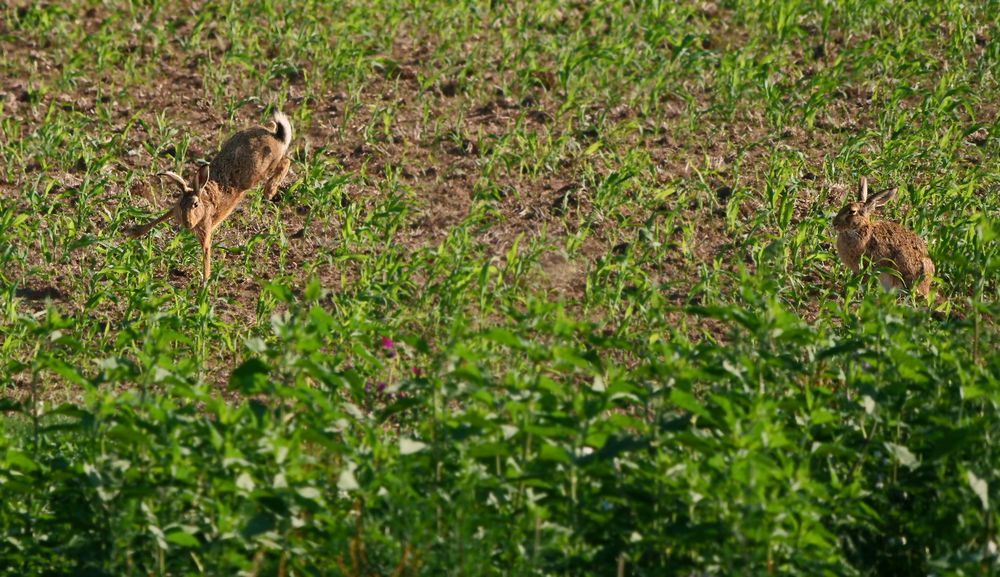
(47, 359, 88, 386)
(244, 336, 267, 353)
(337, 468, 359, 491)
(242, 512, 275, 540)
(669, 388, 710, 419)
(297, 486, 322, 501)
(107, 424, 150, 446)
(400, 437, 427, 455)
(43, 403, 91, 421)
(483, 328, 524, 348)
(577, 435, 649, 466)
(810, 408, 837, 425)
(229, 358, 269, 394)
(538, 442, 571, 463)
(236, 472, 256, 492)
(264, 282, 294, 303)
(885, 442, 919, 470)
(5, 449, 39, 473)
(304, 276, 323, 301)
(0, 398, 23, 413)
(968, 471, 989, 511)
(468, 442, 512, 458)
(818, 339, 866, 360)
(165, 530, 200, 548)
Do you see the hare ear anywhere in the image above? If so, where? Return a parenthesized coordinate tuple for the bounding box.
(194, 164, 210, 192)
(867, 186, 897, 208)
(858, 176, 869, 203)
(157, 171, 191, 193)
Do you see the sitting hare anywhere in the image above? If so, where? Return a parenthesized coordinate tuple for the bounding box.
(126, 111, 292, 283)
(833, 176, 935, 297)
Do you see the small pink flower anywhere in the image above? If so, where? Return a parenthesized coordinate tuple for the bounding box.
(411, 367, 423, 377)
(381, 337, 396, 358)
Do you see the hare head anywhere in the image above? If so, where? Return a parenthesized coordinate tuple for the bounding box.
(158, 165, 211, 228)
(833, 176, 897, 232)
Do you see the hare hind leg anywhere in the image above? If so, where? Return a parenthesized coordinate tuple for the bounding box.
(263, 157, 291, 200)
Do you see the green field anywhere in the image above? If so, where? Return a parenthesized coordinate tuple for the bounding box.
(1, 0, 998, 575)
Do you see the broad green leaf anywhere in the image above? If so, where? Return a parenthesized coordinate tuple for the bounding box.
(337, 468, 359, 491)
(229, 358, 269, 393)
(968, 471, 989, 511)
(670, 389, 710, 419)
(165, 530, 200, 548)
(400, 437, 427, 455)
(297, 486, 322, 500)
(885, 442, 919, 470)
(6, 449, 39, 473)
(236, 472, 256, 492)
(539, 442, 571, 463)
(242, 512, 276, 540)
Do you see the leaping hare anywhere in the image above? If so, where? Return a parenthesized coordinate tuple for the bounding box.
(833, 176, 935, 297)
(126, 111, 293, 283)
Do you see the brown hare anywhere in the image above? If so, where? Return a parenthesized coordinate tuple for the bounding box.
(833, 176, 935, 297)
(126, 111, 293, 283)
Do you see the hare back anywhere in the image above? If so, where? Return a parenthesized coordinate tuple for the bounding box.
(867, 221, 931, 284)
(210, 127, 288, 191)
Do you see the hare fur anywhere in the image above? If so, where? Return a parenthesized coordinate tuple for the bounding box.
(833, 176, 935, 297)
(125, 111, 293, 283)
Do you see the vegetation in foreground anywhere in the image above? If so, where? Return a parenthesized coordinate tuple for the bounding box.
(1, 1, 998, 575)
